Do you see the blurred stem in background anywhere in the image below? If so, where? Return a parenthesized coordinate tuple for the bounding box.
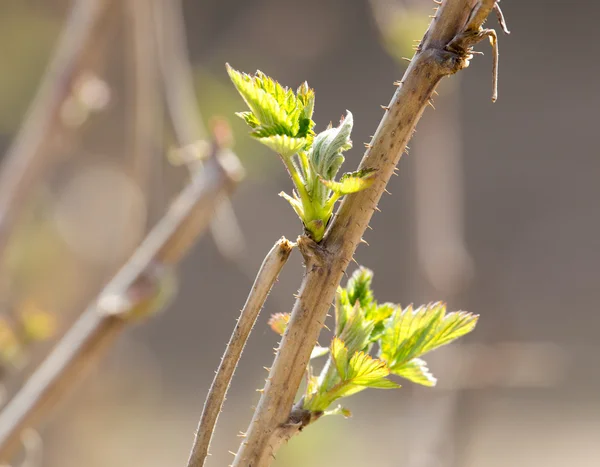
(0, 0, 246, 462)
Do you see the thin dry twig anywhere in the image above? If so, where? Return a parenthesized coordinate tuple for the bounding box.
(0, 149, 244, 463)
(127, 0, 162, 208)
(232, 1, 505, 465)
(186, 237, 295, 467)
(0, 0, 116, 263)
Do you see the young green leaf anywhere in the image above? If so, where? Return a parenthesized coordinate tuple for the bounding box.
(344, 267, 375, 309)
(257, 135, 307, 158)
(331, 337, 350, 380)
(346, 350, 398, 388)
(319, 168, 377, 195)
(392, 358, 437, 387)
(379, 303, 478, 372)
(310, 111, 354, 181)
(421, 311, 479, 354)
(227, 64, 315, 156)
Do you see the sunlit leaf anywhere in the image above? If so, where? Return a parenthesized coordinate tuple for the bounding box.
(320, 168, 377, 195)
(379, 302, 478, 371)
(392, 358, 437, 387)
(422, 311, 479, 353)
(257, 135, 307, 157)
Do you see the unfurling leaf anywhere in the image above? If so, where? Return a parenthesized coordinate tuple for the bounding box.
(311, 111, 353, 181)
(319, 168, 377, 195)
(344, 267, 375, 309)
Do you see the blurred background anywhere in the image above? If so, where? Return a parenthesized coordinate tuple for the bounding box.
(0, 0, 598, 466)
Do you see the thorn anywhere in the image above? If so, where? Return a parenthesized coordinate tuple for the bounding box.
(393, 81, 403, 86)
(238, 432, 247, 437)
(384, 188, 391, 195)
(360, 238, 370, 246)
(256, 388, 264, 393)
(366, 224, 373, 230)
(229, 451, 236, 456)
(428, 99, 436, 110)
(364, 142, 372, 148)
(433, 90, 439, 96)
(374, 206, 381, 213)
(380, 105, 389, 111)
(433, 0, 442, 4)
(323, 323, 331, 331)
(350, 257, 359, 265)
(263, 366, 271, 372)
(401, 57, 412, 62)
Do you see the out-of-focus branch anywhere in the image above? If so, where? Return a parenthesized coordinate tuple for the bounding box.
(127, 0, 162, 209)
(153, 0, 245, 261)
(0, 0, 117, 263)
(186, 237, 294, 467)
(232, 1, 504, 465)
(0, 148, 244, 463)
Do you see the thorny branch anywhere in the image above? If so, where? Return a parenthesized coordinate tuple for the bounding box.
(0, 148, 244, 463)
(231, 1, 508, 466)
(186, 238, 294, 467)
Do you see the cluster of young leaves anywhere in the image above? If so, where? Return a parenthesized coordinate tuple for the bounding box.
(270, 268, 478, 416)
(227, 65, 376, 241)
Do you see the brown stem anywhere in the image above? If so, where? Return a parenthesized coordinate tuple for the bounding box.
(232, 1, 503, 465)
(186, 237, 294, 467)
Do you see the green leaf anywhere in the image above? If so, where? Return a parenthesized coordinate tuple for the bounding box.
(422, 311, 479, 354)
(379, 303, 445, 366)
(347, 350, 395, 387)
(257, 135, 307, 158)
(278, 191, 304, 219)
(310, 111, 353, 181)
(320, 168, 377, 195)
(392, 358, 437, 387)
(345, 267, 375, 309)
(331, 338, 399, 389)
(227, 64, 315, 147)
(331, 337, 349, 380)
(336, 302, 375, 354)
(379, 303, 478, 371)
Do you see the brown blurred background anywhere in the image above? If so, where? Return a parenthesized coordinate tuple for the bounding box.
(0, 0, 598, 466)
